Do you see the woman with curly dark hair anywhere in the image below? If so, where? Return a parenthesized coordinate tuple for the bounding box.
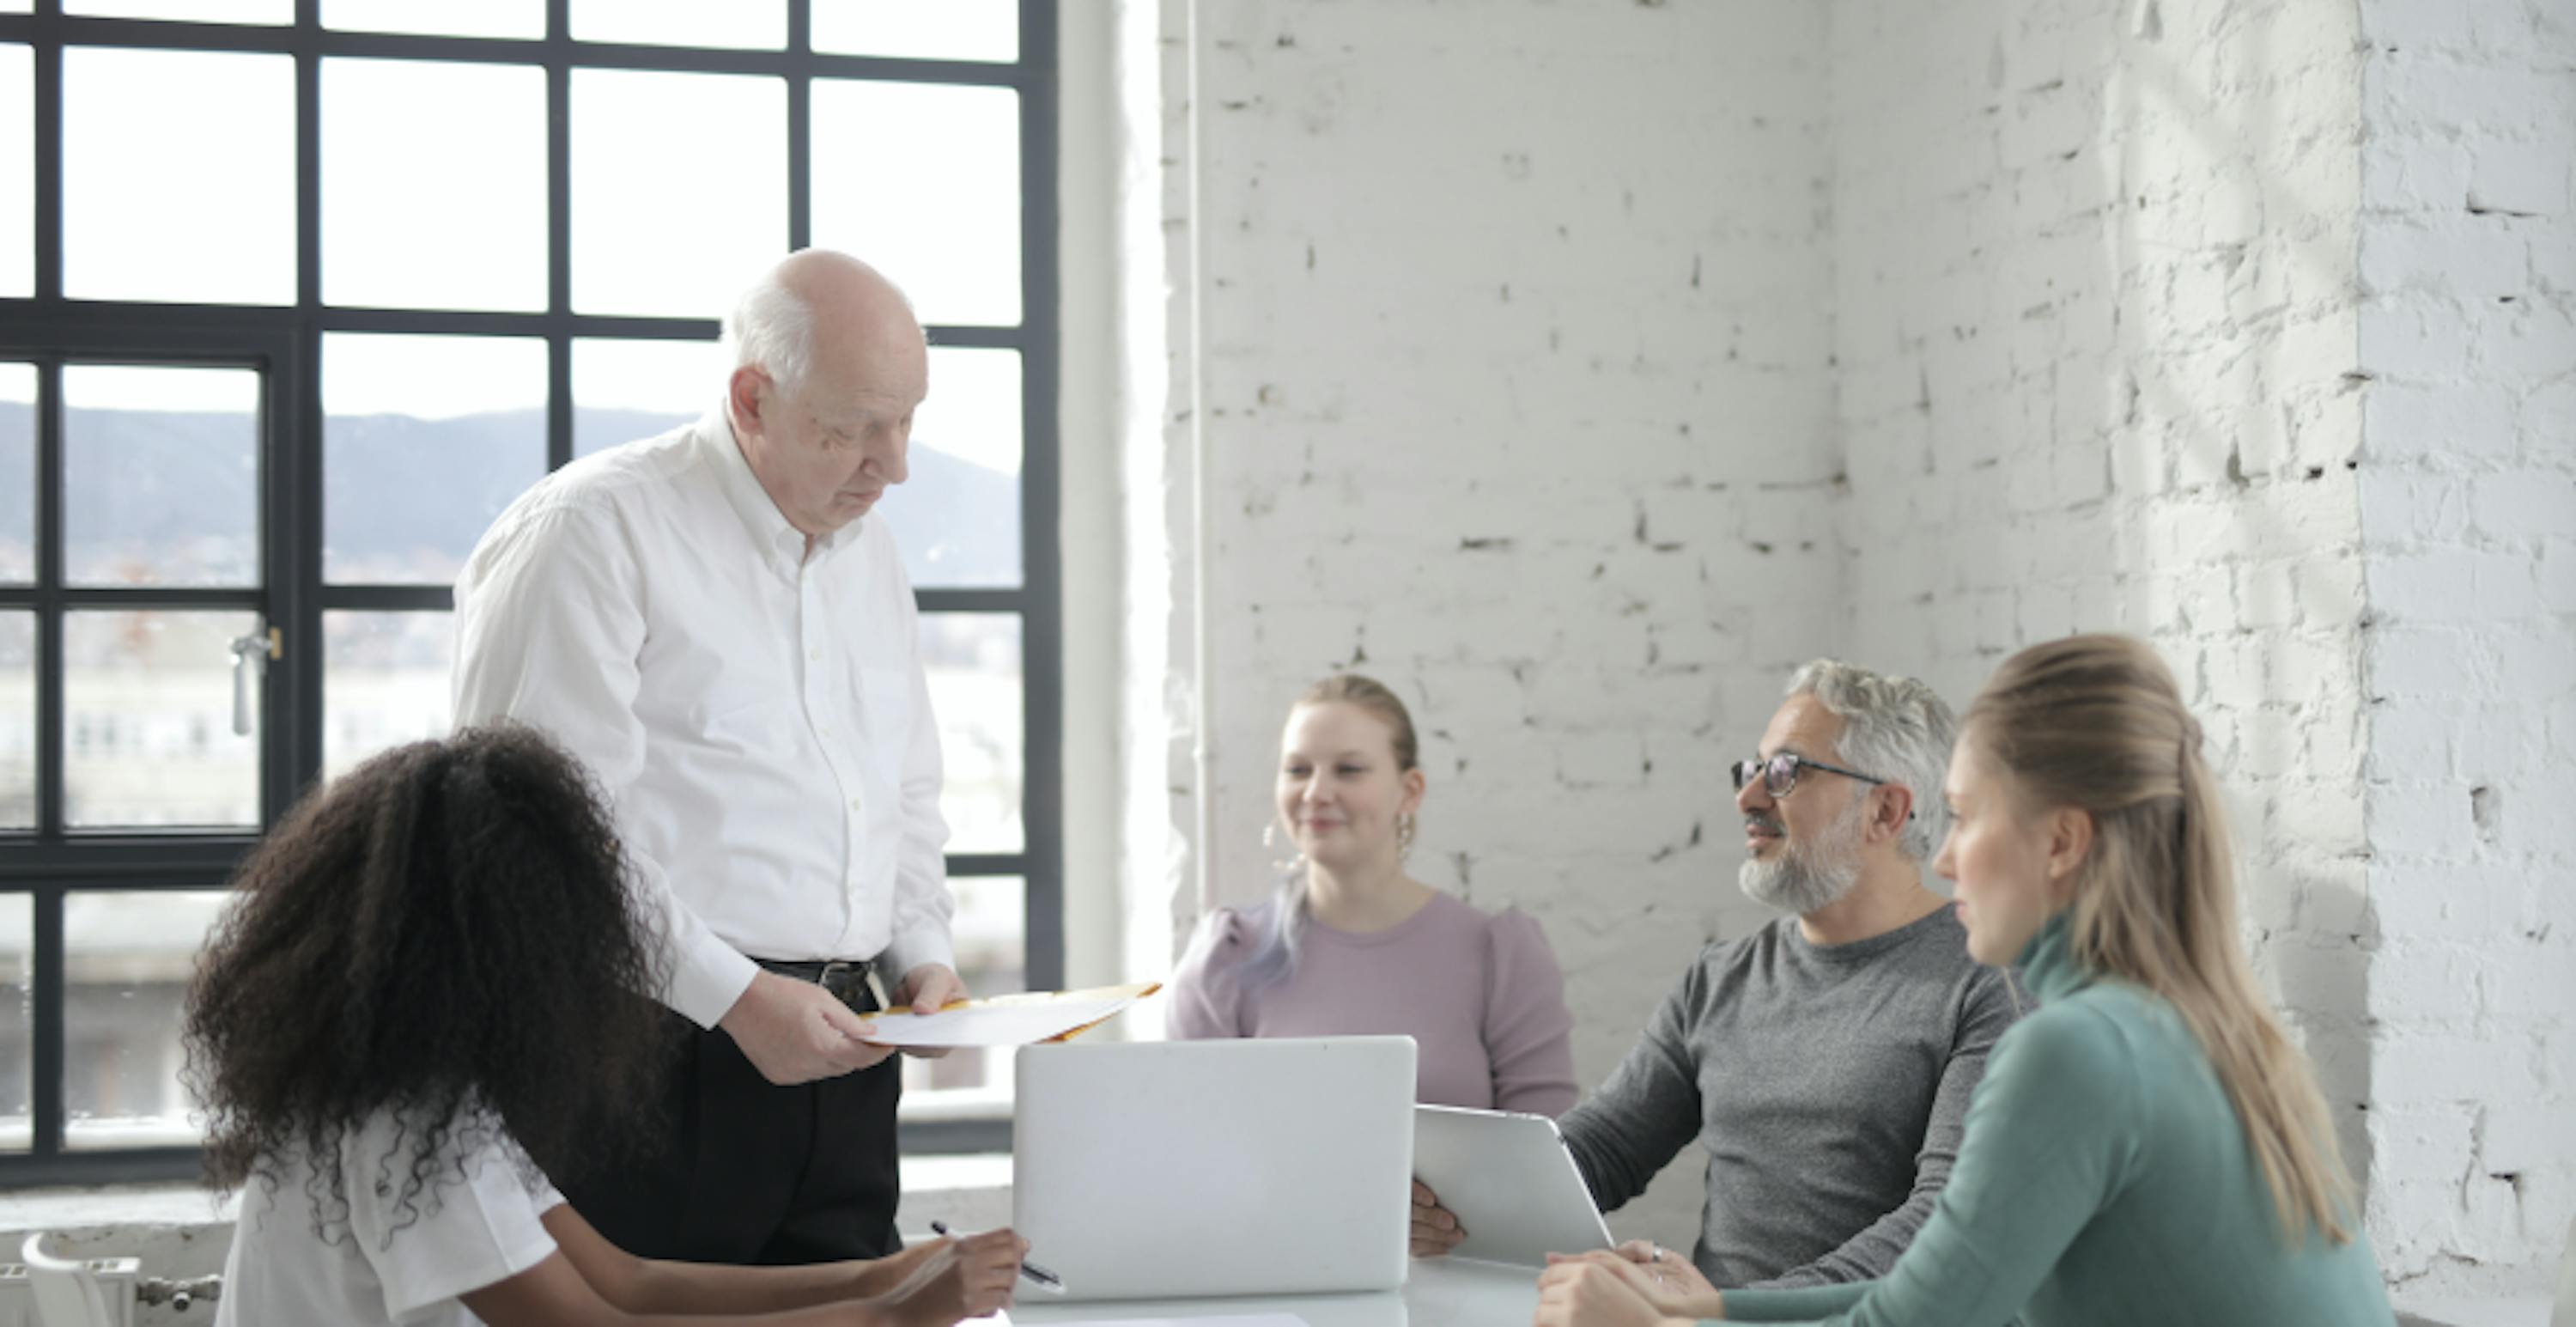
(189, 725, 1024, 1326)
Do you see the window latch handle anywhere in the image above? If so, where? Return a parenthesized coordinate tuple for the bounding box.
(228, 625, 272, 737)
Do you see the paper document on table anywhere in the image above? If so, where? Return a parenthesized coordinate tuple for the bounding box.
(857, 983, 1161, 1049)
(1020, 1319, 1309, 1327)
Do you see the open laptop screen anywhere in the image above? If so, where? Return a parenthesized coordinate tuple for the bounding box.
(1012, 1036, 1418, 1301)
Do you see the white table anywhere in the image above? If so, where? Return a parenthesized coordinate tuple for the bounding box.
(1013, 1256, 1542, 1327)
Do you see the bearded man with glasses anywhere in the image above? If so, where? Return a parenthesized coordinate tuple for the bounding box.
(1411, 660, 2024, 1292)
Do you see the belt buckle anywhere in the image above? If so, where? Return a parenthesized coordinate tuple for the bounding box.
(816, 959, 868, 1003)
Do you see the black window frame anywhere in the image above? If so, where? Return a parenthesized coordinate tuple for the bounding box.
(0, 0, 1060, 1186)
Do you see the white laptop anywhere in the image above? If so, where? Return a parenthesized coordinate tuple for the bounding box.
(1012, 1036, 1417, 1301)
(1413, 1105, 1616, 1269)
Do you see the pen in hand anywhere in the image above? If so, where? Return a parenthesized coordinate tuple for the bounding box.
(930, 1220, 1066, 1294)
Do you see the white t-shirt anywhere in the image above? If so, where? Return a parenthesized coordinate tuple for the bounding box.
(215, 1110, 565, 1327)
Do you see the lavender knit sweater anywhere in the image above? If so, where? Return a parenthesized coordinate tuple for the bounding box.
(1165, 891, 1579, 1117)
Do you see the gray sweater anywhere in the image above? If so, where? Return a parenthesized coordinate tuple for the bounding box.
(1559, 906, 2022, 1289)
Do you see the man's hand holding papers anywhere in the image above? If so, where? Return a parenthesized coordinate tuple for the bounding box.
(854, 983, 1162, 1050)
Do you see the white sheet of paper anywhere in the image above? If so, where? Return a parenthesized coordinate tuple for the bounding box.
(856, 992, 1140, 1048)
(1018, 1316, 1309, 1327)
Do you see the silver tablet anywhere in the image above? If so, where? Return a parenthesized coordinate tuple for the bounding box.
(1413, 1104, 1617, 1269)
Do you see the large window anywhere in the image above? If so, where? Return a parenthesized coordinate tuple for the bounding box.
(0, 0, 1059, 1184)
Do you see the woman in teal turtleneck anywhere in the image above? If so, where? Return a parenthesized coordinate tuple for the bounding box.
(1537, 634, 2395, 1327)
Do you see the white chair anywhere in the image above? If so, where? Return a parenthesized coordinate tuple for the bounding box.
(17, 1235, 116, 1327)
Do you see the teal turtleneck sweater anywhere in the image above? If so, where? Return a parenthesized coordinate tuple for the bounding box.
(1715, 915, 2395, 1327)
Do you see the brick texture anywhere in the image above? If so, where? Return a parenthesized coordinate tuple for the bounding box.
(2355, 0, 2576, 1295)
(1166, 0, 1844, 1242)
(1827, 0, 2382, 1245)
(1132, 0, 2573, 1290)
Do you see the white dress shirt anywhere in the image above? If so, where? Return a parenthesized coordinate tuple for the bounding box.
(452, 411, 954, 1029)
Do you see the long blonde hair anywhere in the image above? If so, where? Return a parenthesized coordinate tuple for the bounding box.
(1965, 634, 2355, 1244)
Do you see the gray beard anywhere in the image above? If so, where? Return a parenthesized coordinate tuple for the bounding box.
(1738, 798, 1867, 915)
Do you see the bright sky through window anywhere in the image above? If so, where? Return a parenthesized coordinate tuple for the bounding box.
(323, 58, 549, 313)
(324, 334, 548, 419)
(61, 364, 258, 414)
(64, 47, 296, 305)
(321, 0, 543, 40)
(813, 0, 1018, 62)
(571, 68, 787, 318)
(0, 46, 29, 299)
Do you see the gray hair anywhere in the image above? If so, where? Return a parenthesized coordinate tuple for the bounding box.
(722, 275, 817, 399)
(1784, 659, 1957, 861)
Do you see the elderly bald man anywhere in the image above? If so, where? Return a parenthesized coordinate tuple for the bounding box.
(453, 250, 961, 1264)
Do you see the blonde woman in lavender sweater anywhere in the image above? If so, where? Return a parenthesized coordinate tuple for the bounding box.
(1167, 674, 1580, 1116)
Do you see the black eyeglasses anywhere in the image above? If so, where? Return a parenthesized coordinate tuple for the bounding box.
(1730, 752, 1891, 799)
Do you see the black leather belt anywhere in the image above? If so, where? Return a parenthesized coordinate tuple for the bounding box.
(753, 956, 878, 1010)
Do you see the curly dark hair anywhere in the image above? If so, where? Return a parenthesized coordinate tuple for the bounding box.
(184, 724, 672, 1233)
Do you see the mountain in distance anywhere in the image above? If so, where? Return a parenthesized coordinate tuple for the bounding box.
(0, 406, 1022, 587)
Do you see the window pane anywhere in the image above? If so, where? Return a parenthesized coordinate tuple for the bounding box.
(896, 347, 1020, 588)
(324, 611, 453, 782)
(324, 0, 542, 40)
(572, 70, 785, 317)
(925, 614, 1020, 854)
(324, 59, 547, 312)
(325, 333, 545, 584)
(64, 47, 295, 305)
(0, 893, 26, 1152)
(64, 0, 289, 21)
(900, 874, 1023, 1099)
(64, 890, 229, 1150)
(813, 0, 1017, 62)
(574, 338, 728, 458)
(570, 0, 782, 50)
(0, 362, 30, 584)
(65, 611, 261, 829)
(1, 46, 30, 298)
(0, 613, 29, 830)
(812, 81, 1020, 326)
(65, 365, 260, 588)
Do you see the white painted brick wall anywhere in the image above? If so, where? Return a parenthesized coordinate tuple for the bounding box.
(2357, 0, 2576, 1297)
(1828, 0, 2381, 1208)
(1828, 0, 2572, 1298)
(1127, 0, 2572, 1294)
(1120, 0, 1206, 988)
(1155, 0, 1844, 1245)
